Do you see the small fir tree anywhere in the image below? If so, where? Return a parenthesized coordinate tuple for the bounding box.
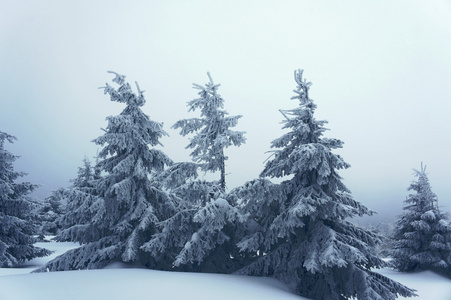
(232, 70, 415, 299)
(172, 72, 245, 191)
(392, 164, 451, 276)
(40, 72, 174, 271)
(143, 74, 246, 272)
(0, 131, 51, 267)
(34, 188, 66, 236)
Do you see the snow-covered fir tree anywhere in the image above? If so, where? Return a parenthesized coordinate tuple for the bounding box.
(56, 157, 104, 244)
(35, 158, 97, 240)
(392, 164, 451, 276)
(172, 72, 245, 191)
(34, 188, 66, 236)
(0, 131, 51, 267)
(71, 156, 99, 189)
(231, 70, 415, 299)
(142, 74, 246, 272)
(40, 72, 174, 271)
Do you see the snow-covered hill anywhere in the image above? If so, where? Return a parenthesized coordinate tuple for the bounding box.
(0, 239, 449, 300)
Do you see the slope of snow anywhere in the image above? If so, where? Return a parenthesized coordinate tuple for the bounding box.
(376, 267, 451, 300)
(0, 239, 450, 300)
(0, 268, 304, 300)
(0, 239, 80, 277)
(0, 239, 304, 300)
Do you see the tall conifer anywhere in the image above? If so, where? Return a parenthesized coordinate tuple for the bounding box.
(233, 70, 415, 299)
(41, 72, 174, 270)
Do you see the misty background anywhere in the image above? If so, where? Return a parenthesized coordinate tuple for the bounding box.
(1, 0, 450, 224)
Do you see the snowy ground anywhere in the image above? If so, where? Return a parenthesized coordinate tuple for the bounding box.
(376, 268, 451, 300)
(0, 240, 450, 300)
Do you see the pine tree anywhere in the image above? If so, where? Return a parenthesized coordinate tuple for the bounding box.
(232, 70, 415, 299)
(40, 72, 174, 271)
(172, 72, 245, 191)
(142, 74, 247, 272)
(392, 164, 451, 276)
(0, 131, 51, 267)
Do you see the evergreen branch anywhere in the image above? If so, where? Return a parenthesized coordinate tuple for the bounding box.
(279, 109, 291, 121)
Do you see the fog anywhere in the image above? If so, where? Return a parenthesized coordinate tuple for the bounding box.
(1, 0, 450, 223)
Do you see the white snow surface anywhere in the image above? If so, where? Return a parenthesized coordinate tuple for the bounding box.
(0, 239, 450, 300)
(0, 239, 302, 300)
(375, 268, 451, 300)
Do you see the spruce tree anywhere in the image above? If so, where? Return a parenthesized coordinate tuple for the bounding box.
(0, 131, 50, 267)
(142, 73, 246, 272)
(172, 72, 245, 191)
(392, 164, 451, 276)
(41, 72, 174, 271)
(232, 70, 415, 299)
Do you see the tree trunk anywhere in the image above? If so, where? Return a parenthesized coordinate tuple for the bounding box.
(220, 156, 226, 192)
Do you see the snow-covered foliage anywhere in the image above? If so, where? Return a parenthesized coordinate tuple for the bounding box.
(141, 73, 247, 272)
(33, 188, 66, 236)
(172, 73, 246, 191)
(56, 157, 103, 244)
(392, 164, 451, 276)
(142, 165, 218, 270)
(0, 131, 51, 267)
(143, 165, 246, 272)
(39, 72, 174, 271)
(173, 195, 246, 271)
(231, 70, 416, 299)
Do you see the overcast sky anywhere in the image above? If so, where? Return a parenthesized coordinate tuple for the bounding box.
(1, 0, 450, 223)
